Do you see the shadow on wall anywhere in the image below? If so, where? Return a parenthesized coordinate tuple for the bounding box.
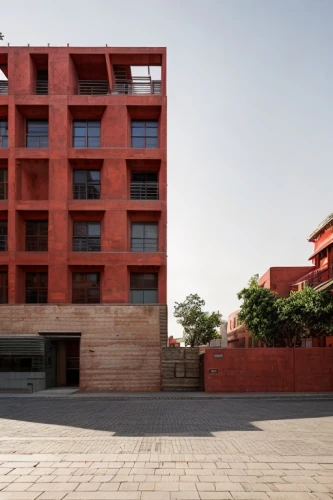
(0, 398, 333, 438)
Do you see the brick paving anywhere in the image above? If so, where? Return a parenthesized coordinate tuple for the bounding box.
(0, 397, 332, 499)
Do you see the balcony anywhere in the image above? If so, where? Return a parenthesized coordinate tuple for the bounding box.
(113, 77, 161, 95)
(78, 81, 109, 95)
(0, 81, 8, 95)
(130, 181, 159, 200)
(304, 263, 333, 290)
(36, 80, 48, 95)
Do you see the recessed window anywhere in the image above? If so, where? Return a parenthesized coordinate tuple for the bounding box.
(72, 272, 100, 304)
(73, 221, 101, 252)
(130, 273, 158, 304)
(131, 223, 158, 252)
(0, 272, 8, 303)
(73, 170, 100, 199)
(25, 272, 48, 304)
(0, 221, 7, 251)
(0, 169, 8, 200)
(130, 172, 158, 200)
(0, 121, 8, 148)
(26, 221, 48, 251)
(73, 121, 100, 148)
(26, 120, 48, 148)
(131, 121, 158, 148)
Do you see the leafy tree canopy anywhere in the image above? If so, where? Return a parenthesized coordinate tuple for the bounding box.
(174, 294, 222, 347)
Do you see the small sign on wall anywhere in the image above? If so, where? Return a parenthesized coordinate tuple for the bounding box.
(209, 369, 218, 373)
(213, 354, 224, 359)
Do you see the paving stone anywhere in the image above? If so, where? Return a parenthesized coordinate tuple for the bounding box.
(37, 494, 67, 500)
(170, 493, 200, 500)
(0, 494, 41, 500)
(231, 494, 269, 500)
(155, 482, 180, 491)
(2, 483, 31, 491)
(119, 482, 139, 490)
(196, 483, 215, 491)
(65, 493, 141, 500)
(76, 483, 100, 491)
(98, 483, 120, 491)
(198, 493, 232, 499)
(141, 493, 171, 500)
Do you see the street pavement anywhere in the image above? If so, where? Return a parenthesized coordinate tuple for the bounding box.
(0, 396, 332, 499)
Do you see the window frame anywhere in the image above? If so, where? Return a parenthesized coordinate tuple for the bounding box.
(0, 272, 8, 304)
(72, 272, 100, 304)
(131, 120, 158, 149)
(72, 221, 101, 252)
(0, 120, 8, 148)
(25, 272, 48, 304)
(73, 120, 101, 148)
(73, 169, 101, 200)
(130, 272, 158, 304)
(0, 221, 7, 251)
(26, 120, 49, 148)
(130, 171, 159, 200)
(0, 169, 8, 200)
(131, 222, 158, 252)
(26, 221, 48, 252)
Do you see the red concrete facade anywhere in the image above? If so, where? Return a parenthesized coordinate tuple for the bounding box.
(204, 348, 333, 392)
(0, 46, 167, 304)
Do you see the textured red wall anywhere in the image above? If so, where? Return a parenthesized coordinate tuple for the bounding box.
(204, 348, 333, 392)
(0, 46, 167, 305)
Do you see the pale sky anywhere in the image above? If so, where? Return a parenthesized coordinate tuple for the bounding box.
(2, 0, 333, 337)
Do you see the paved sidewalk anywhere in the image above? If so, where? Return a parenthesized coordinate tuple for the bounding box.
(0, 397, 332, 499)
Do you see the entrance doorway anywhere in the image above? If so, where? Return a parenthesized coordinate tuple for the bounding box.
(41, 334, 81, 389)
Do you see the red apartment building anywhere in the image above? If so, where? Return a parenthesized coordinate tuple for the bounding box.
(0, 46, 167, 392)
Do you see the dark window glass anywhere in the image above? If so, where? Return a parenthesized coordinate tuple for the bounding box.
(73, 170, 101, 199)
(73, 121, 100, 148)
(36, 71, 48, 95)
(26, 221, 48, 251)
(130, 273, 158, 304)
(0, 272, 8, 303)
(26, 120, 48, 148)
(72, 272, 100, 304)
(131, 121, 158, 148)
(25, 272, 48, 303)
(130, 171, 159, 200)
(0, 221, 7, 251)
(73, 221, 101, 251)
(131, 223, 158, 252)
(0, 169, 8, 200)
(0, 121, 8, 148)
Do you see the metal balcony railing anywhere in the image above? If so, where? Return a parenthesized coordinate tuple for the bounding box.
(78, 80, 109, 95)
(130, 182, 159, 200)
(305, 263, 333, 288)
(73, 184, 100, 200)
(0, 235, 7, 251)
(0, 81, 8, 95)
(131, 239, 158, 252)
(72, 238, 101, 252)
(0, 183, 7, 200)
(36, 81, 48, 95)
(113, 77, 161, 95)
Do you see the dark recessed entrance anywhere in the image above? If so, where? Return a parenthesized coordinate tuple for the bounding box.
(39, 333, 81, 388)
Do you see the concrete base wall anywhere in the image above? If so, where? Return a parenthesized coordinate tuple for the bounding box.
(0, 304, 166, 392)
(0, 372, 46, 392)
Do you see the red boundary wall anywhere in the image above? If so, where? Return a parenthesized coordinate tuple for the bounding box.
(204, 348, 333, 392)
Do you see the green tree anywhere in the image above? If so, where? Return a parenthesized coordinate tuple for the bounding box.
(237, 275, 279, 346)
(276, 287, 333, 346)
(238, 275, 333, 347)
(174, 294, 222, 347)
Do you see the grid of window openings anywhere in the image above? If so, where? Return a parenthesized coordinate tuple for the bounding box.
(131, 121, 158, 148)
(73, 121, 100, 148)
(26, 120, 49, 148)
(0, 121, 8, 148)
(1, 105, 162, 304)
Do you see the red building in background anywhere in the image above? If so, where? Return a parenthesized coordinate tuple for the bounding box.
(0, 46, 167, 392)
(228, 213, 333, 348)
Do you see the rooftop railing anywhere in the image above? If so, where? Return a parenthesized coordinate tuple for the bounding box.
(78, 80, 109, 95)
(113, 76, 161, 95)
